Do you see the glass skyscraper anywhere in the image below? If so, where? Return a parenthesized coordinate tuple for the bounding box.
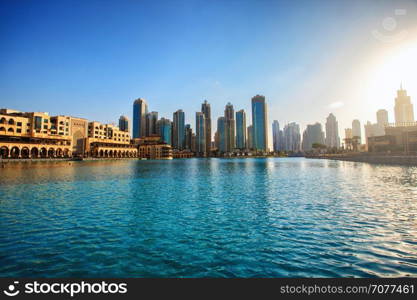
(157, 118, 172, 145)
(224, 103, 235, 152)
(251, 95, 268, 152)
(119, 115, 129, 133)
(217, 116, 226, 153)
(236, 109, 246, 150)
(195, 112, 206, 156)
(201, 100, 211, 155)
(173, 109, 185, 150)
(133, 98, 148, 138)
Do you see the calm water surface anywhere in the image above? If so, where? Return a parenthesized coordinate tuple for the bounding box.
(1, 158, 417, 277)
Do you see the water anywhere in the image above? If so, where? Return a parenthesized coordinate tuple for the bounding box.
(0, 158, 417, 277)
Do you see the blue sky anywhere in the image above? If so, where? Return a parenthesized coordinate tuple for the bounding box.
(1, 0, 417, 142)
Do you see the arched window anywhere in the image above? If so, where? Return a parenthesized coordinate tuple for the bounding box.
(8, 118, 15, 125)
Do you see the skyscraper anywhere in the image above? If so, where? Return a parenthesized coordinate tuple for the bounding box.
(195, 112, 206, 156)
(283, 122, 301, 152)
(133, 98, 148, 138)
(145, 111, 158, 136)
(185, 124, 193, 150)
(394, 85, 414, 124)
(173, 109, 185, 150)
(224, 102, 235, 152)
(377, 109, 389, 126)
(325, 113, 340, 149)
(236, 109, 246, 150)
(272, 120, 280, 152)
(119, 115, 129, 133)
(247, 125, 253, 150)
(251, 95, 268, 152)
(217, 117, 227, 153)
(156, 117, 172, 145)
(201, 100, 212, 155)
(301, 122, 325, 151)
(352, 119, 361, 144)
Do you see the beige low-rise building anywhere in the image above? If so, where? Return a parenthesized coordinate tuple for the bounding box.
(0, 109, 87, 159)
(85, 121, 138, 158)
(136, 136, 173, 159)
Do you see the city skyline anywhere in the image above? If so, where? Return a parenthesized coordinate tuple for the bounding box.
(1, 0, 417, 147)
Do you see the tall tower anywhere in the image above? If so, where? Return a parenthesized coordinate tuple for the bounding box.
(119, 115, 129, 133)
(251, 95, 268, 152)
(352, 119, 361, 144)
(394, 85, 414, 124)
(236, 110, 246, 150)
(217, 117, 227, 153)
(224, 102, 235, 152)
(145, 111, 158, 136)
(133, 98, 148, 138)
(376, 109, 389, 126)
(325, 113, 340, 148)
(302, 122, 325, 151)
(195, 112, 206, 156)
(247, 125, 253, 150)
(283, 122, 301, 152)
(156, 117, 172, 145)
(272, 120, 280, 152)
(201, 100, 212, 155)
(173, 109, 185, 150)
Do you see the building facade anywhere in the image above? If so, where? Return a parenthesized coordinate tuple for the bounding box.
(173, 109, 185, 150)
(251, 95, 268, 152)
(133, 98, 148, 138)
(325, 113, 340, 149)
(224, 102, 235, 152)
(156, 117, 172, 145)
(236, 109, 246, 150)
(119, 115, 129, 133)
(201, 100, 212, 155)
(302, 122, 325, 151)
(283, 122, 301, 152)
(394, 86, 414, 125)
(195, 112, 206, 156)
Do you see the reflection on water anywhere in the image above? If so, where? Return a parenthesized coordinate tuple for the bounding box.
(0, 158, 417, 277)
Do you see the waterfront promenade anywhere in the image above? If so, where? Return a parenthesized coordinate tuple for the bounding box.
(306, 153, 417, 166)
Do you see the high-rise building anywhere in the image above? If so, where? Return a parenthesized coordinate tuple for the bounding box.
(195, 112, 206, 155)
(283, 122, 301, 152)
(224, 102, 235, 152)
(364, 121, 385, 146)
(173, 109, 185, 150)
(119, 115, 129, 133)
(145, 111, 158, 136)
(394, 85, 414, 124)
(301, 122, 325, 151)
(236, 110, 246, 150)
(156, 118, 172, 145)
(217, 117, 227, 153)
(247, 125, 253, 150)
(272, 120, 280, 152)
(352, 119, 361, 144)
(133, 98, 148, 138)
(325, 113, 340, 149)
(377, 109, 389, 126)
(185, 124, 193, 150)
(251, 95, 268, 152)
(345, 128, 352, 139)
(201, 100, 212, 155)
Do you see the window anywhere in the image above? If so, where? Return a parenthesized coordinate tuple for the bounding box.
(17, 129, 21, 133)
(34, 116, 42, 130)
(44, 119, 48, 123)
(17, 122, 22, 127)
(43, 125, 48, 129)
